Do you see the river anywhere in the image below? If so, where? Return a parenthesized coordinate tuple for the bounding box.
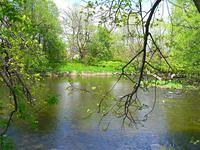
(3, 77, 200, 149)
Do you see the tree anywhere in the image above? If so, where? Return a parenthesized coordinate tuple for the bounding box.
(63, 6, 93, 60)
(86, 0, 200, 127)
(193, 0, 200, 12)
(87, 26, 113, 63)
(0, 0, 42, 136)
(24, 0, 66, 64)
(0, 0, 64, 136)
(170, 0, 200, 77)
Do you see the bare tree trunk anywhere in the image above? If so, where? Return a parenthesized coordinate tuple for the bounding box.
(193, 0, 200, 12)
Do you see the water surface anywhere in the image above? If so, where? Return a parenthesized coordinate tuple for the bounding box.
(5, 77, 200, 149)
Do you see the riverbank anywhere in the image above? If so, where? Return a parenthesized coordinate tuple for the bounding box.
(46, 61, 121, 77)
(51, 61, 123, 73)
(46, 62, 198, 90)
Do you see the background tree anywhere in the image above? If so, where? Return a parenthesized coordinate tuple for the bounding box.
(87, 0, 200, 127)
(24, 0, 66, 64)
(0, 0, 65, 136)
(169, 0, 200, 81)
(87, 26, 113, 64)
(63, 6, 94, 61)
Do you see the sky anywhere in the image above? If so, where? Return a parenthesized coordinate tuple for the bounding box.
(53, 0, 171, 27)
(53, 0, 81, 10)
(53, 0, 171, 18)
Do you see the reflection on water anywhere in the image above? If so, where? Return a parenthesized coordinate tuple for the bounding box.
(4, 77, 200, 149)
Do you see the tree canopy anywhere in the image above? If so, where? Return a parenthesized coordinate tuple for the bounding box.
(0, 0, 65, 136)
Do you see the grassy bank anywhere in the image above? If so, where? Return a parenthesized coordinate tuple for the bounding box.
(52, 61, 125, 73)
(50, 61, 197, 90)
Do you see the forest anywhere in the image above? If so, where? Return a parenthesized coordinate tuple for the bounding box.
(0, 0, 200, 149)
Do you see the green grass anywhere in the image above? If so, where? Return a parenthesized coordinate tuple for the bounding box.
(51, 61, 197, 90)
(53, 60, 136, 73)
(54, 62, 122, 73)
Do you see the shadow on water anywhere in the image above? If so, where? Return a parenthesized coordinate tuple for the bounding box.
(1, 76, 200, 149)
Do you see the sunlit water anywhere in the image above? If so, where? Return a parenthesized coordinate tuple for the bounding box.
(3, 77, 200, 149)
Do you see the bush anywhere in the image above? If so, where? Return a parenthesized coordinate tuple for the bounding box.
(96, 61, 124, 70)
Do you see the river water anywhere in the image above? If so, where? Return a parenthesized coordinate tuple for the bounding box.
(3, 77, 200, 149)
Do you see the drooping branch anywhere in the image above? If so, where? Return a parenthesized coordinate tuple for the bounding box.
(0, 24, 33, 137)
(0, 72, 18, 136)
(94, 0, 164, 128)
(118, 0, 162, 127)
(0, 52, 33, 136)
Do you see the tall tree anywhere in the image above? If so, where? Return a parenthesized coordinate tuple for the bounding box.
(0, 0, 64, 136)
(63, 6, 93, 60)
(170, 0, 200, 76)
(24, 0, 66, 64)
(87, 26, 113, 62)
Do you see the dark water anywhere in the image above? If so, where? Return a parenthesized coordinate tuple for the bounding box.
(3, 77, 200, 149)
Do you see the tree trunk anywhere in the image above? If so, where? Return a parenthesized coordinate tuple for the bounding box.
(193, 0, 200, 13)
